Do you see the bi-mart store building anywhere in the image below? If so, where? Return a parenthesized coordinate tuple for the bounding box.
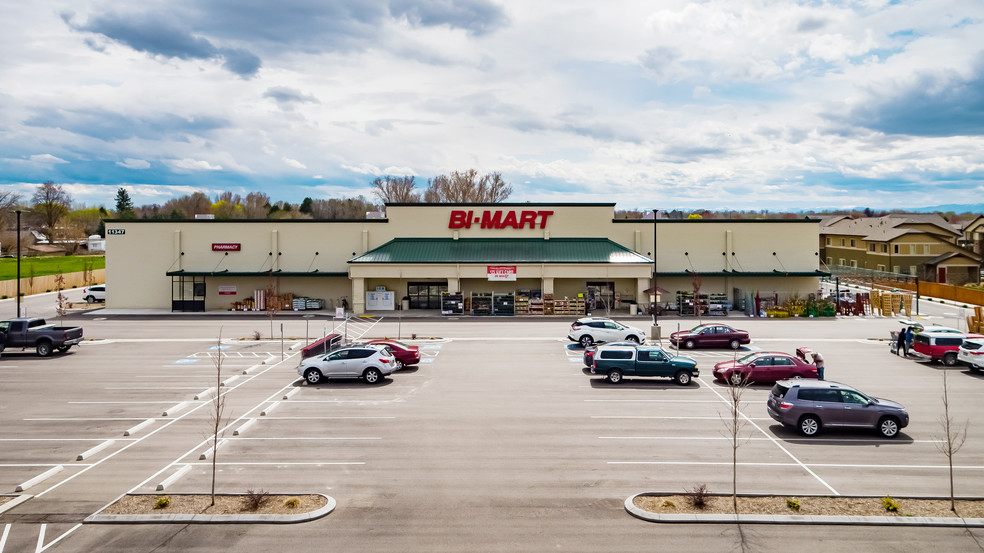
(104, 203, 826, 315)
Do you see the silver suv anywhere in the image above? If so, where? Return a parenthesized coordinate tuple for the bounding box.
(297, 344, 396, 385)
(766, 380, 909, 438)
(958, 339, 984, 372)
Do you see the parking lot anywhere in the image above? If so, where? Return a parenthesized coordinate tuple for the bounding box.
(2, 311, 984, 552)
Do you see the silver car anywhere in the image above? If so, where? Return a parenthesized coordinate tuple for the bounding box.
(297, 345, 396, 385)
(766, 380, 909, 438)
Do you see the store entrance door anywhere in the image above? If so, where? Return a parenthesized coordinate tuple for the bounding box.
(407, 282, 448, 309)
(172, 276, 206, 312)
(586, 281, 615, 311)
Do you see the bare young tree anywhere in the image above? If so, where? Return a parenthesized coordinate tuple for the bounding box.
(691, 274, 703, 323)
(54, 272, 67, 324)
(371, 176, 420, 203)
(31, 181, 72, 242)
(423, 170, 512, 203)
(722, 363, 751, 514)
(206, 328, 229, 507)
(934, 367, 967, 512)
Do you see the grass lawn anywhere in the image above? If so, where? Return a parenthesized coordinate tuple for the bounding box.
(0, 256, 105, 281)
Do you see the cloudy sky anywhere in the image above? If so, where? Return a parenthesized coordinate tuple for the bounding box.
(1, 0, 982, 212)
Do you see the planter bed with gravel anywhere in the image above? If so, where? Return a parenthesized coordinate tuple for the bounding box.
(628, 493, 984, 526)
(86, 493, 334, 524)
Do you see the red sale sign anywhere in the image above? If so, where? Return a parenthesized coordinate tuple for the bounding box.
(487, 266, 517, 281)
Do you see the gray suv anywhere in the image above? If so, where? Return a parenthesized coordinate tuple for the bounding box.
(767, 380, 909, 438)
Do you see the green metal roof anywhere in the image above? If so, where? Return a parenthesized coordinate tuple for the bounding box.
(349, 238, 652, 264)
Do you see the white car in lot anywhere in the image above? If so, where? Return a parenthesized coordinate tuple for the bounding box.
(958, 338, 984, 372)
(567, 317, 646, 347)
(82, 285, 106, 303)
(297, 344, 397, 385)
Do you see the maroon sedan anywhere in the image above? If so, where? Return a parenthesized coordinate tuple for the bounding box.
(670, 323, 750, 350)
(367, 339, 420, 370)
(713, 351, 818, 385)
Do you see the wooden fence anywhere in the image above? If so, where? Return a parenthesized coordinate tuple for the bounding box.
(0, 269, 105, 298)
(888, 280, 984, 307)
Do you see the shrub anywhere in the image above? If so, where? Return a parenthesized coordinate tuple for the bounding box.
(882, 495, 900, 512)
(284, 497, 300, 509)
(251, 330, 261, 340)
(154, 496, 171, 509)
(1, 295, 6, 299)
(685, 483, 709, 509)
(242, 488, 270, 511)
(661, 500, 675, 509)
(786, 498, 800, 511)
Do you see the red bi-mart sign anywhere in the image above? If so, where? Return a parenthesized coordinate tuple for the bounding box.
(212, 243, 241, 251)
(449, 210, 553, 230)
(487, 266, 517, 281)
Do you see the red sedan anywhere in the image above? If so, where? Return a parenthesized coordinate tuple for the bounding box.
(670, 323, 750, 350)
(713, 351, 818, 385)
(367, 339, 420, 370)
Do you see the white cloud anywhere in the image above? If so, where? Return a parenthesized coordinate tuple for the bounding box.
(116, 158, 150, 169)
(29, 154, 68, 165)
(282, 157, 306, 169)
(165, 158, 223, 171)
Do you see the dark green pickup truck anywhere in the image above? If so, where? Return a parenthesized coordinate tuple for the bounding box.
(588, 345, 699, 385)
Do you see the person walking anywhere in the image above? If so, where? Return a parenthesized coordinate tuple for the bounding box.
(813, 351, 825, 380)
(905, 326, 914, 356)
(896, 328, 907, 357)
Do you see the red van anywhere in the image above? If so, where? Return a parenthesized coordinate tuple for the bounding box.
(911, 331, 984, 366)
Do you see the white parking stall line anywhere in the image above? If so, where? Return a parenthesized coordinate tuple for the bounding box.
(104, 387, 204, 391)
(76, 440, 116, 461)
(585, 399, 725, 403)
(260, 416, 396, 420)
(24, 418, 150, 421)
(15, 466, 64, 492)
(176, 462, 366, 466)
(35, 350, 305, 501)
(592, 416, 773, 421)
(0, 438, 135, 442)
(156, 465, 192, 491)
(38, 523, 81, 553)
(123, 419, 157, 437)
(35, 524, 44, 553)
(0, 524, 9, 553)
(606, 460, 984, 470)
(700, 380, 839, 495)
(230, 437, 382, 441)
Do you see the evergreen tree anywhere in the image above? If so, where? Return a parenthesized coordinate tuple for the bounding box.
(115, 188, 136, 219)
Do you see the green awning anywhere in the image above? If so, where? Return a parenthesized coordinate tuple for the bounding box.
(166, 270, 347, 277)
(349, 238, 652, 264)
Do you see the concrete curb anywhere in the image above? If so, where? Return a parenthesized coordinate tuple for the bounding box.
(0, 494, 33, 515)
(84, 493, 335, 524)
(625, 493, 984, 527)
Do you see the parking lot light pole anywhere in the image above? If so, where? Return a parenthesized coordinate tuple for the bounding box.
(16, 209, 21, 318)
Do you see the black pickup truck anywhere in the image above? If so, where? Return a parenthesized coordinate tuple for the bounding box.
(0, 318, 84, 357)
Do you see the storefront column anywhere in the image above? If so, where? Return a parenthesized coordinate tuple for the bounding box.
(448, 277, 460, 293)
(351, 277, 366, 314)
(636, 278, 648, 310)
(542, 277, 554, 295)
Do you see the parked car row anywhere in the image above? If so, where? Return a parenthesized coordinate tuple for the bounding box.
(891, 320, 984, 368)
(296, 339, 421, 385)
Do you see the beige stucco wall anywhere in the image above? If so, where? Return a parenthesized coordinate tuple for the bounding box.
(105, 205, 821, 312)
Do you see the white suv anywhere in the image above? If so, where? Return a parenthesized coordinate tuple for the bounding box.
(82, 285, 105, 303)
(297, 344, 397, 385)
(958, 339, 984, 372)
(568, 317, 646, 347)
